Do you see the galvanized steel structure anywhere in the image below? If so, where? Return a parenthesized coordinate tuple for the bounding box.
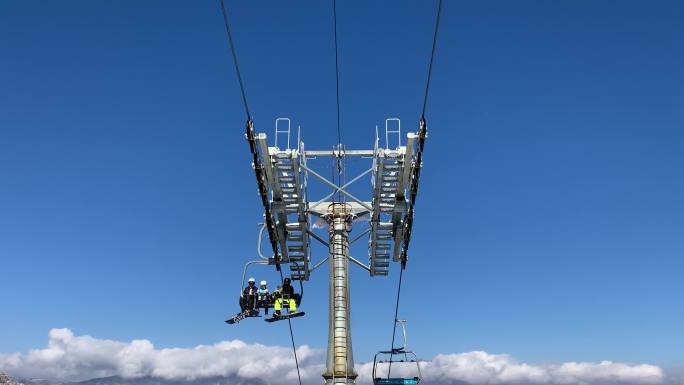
(246, 118, 428, 385)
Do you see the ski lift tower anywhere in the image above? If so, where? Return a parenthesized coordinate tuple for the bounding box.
(245, 117, 428, 385)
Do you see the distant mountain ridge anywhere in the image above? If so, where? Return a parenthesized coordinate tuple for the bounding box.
(0, 373, 24, 385)
(1, 375, 266, 385)
(72, 376, 266, 385)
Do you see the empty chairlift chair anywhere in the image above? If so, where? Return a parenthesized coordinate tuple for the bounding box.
(372, 349, 421, 385)
(372, 320, 422, 385)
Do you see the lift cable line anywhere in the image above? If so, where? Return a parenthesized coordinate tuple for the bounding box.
(217, 1, 282, 269)
(333, 0, 342, 155)
(279, 268, 303, 385)
(387, 266, 404, 378)
(421, 0, 443, 119)
(388, 0, 443, 378)
(218, 2, 303, 383)
(332, 0, 344, 202)
(219, 0, 251, 120)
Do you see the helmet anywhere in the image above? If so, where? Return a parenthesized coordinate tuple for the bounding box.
(283, 278, 291, 284)
(260, 280, 267, 286)
(248, 278, 255, 283)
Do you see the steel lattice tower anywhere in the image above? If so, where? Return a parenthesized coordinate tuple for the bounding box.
(245, 117, 427, 385)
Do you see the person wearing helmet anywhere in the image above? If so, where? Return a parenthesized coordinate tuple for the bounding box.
(240, 277, 258, 312)
(256, 280, 270, 315)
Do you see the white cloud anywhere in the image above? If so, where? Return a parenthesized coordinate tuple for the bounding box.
(0, 329, 670, 385)
(357, 352, 664, 385)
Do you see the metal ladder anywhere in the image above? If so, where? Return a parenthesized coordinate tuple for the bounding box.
(267, 118, 310, 281)
(369, 119, 404, 276)
(333, 224, 347, 383)
(330, 213, 352, 384)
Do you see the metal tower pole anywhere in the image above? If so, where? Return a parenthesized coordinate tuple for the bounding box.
(323, 203, 357, 384)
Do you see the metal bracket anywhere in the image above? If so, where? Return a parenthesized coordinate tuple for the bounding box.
(301, 163, 374, 212)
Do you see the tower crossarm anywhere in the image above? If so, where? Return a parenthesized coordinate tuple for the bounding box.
(250, 119, 425, 281)
(255, 133, 312, 281)
(391, 133, 416, 262)
(368, 132, 416, 275)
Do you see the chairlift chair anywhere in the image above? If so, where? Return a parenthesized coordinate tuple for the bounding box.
(372, 349, 421, 385)
(372, 320, 422, 385)
(225, 259, 306, 325)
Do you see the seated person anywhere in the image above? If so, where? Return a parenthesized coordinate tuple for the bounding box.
(273, 278, 298, 316)
(257, 280, 270, 314)
(240, 277, 258, 312)
(281, 277, 301, 305)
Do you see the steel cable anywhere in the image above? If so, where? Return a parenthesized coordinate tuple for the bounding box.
(387, 266, 405, 378)
(219, 0, 251, 120)
(333, 0, 342, 148)
(390, 0, 443, 376)
(279, 269, 303, 385)
(421, 0, 443, 119)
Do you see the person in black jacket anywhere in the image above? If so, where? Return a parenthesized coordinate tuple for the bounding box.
(273, 278, 300, 316)
(281, 278, 295, 296)
(240, 277, 258, 312)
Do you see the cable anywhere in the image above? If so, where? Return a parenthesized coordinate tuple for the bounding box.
(219, 2, 281, 265)
(421, 0, 443, 119)
(219, 0, 251, 120)
(387, 266, 405, 378)
(401, 0, 442, 265)
(332, 0, 345, 183)
(286, 317, 303, 385)
(333, 0, 342, 148)
(279, 269, 303, 385)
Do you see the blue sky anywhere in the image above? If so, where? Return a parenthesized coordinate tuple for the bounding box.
(0, 0, 682, 371)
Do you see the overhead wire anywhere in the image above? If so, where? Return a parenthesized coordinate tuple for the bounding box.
(217, 3, 301, 384)
(333, 0, 342, 149)
(421, 0, 443, 119)
(218, 0, 281, 265)
(219, 0, 251, 120)
(389, 0, 444, 377)
(279, 269, 303, 385)
(332, 0, 344, 202)
(387, 266, 405, 378)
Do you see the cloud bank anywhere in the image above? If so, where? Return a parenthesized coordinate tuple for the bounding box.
(0, 329, 671, 385)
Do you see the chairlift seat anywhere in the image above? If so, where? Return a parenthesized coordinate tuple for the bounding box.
(372, 348, 421, 385)
(373, 378, 420, 385)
